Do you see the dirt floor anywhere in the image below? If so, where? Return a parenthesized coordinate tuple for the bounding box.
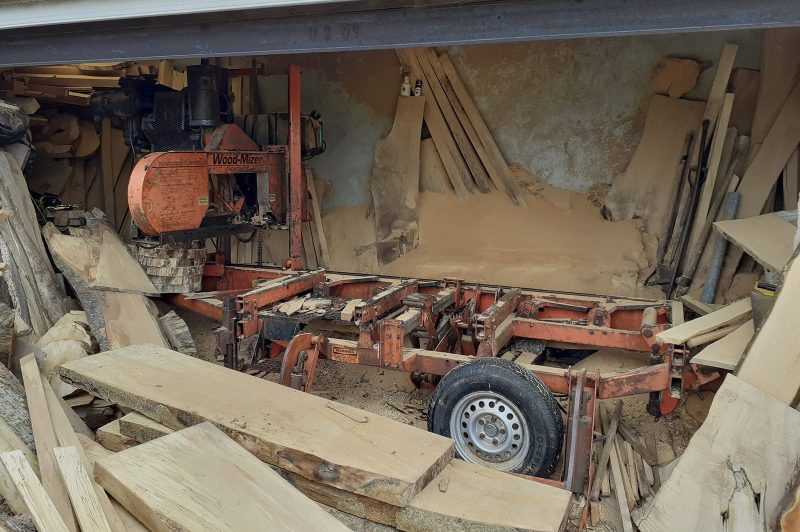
(176, 305, 706, 532)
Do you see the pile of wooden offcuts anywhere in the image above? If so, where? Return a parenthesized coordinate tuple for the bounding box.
(590, 244, 800, 531)
(0, 338, 573, 531)
(604, 29, 800, 305)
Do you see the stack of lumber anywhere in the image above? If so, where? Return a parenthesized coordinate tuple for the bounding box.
(394, 48, 526, 206)
(682, 29, 800, 303)
(58, 344, 573, 531)
(41, 213, 169, 351)
(638, 375, 800, 531)
(655, 297, 753, 371)
(590, 401, 660, 531)
(0, 151, 67, 339)
(0, 63, 124, 106)
(132, 242, 206, 293)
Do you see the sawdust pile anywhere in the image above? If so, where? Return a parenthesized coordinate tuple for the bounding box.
(324, 165, 659, 297)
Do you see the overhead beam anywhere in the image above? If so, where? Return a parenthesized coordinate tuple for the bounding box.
(0, 0, 798, 66)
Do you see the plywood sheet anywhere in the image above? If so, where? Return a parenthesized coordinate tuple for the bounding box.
(638, 376, 800, 532)
(656, 298, 751, 345)
(95, 423, 350, 532)
(60, 345, 454, 507)
(396, 459, 570, 532)
(603, 95, 705, 239)
(691, 320, 754, 371)
(714, 212, 797, 272)
(736, 251, 800, 405)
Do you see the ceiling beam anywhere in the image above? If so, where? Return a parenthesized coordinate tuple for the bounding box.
(0, 0, 798, 67)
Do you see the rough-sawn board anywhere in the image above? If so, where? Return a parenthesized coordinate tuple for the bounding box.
(60, 344, 455, 507)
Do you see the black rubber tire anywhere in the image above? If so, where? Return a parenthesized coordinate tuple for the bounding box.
(427, 357, 564, 476)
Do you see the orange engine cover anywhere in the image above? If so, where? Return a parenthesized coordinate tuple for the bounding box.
(128, 152, 210, 236)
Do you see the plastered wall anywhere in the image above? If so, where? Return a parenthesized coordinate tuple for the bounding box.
(256, 30, 761, 210)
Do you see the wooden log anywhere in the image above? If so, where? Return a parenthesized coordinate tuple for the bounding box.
(95, 422, 350, 531)
(60, 344, 455, 507)
(0, 153, 66, 336)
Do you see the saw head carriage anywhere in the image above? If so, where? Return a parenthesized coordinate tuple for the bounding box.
(91, 61, 323, 246)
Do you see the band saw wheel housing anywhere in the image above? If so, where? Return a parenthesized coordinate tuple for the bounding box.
(428, 357, 564, 476)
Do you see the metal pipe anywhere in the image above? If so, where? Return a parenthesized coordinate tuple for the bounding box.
(701, 191, 740, 303)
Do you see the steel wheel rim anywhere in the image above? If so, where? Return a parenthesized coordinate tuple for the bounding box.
(449, 390, 530, 471)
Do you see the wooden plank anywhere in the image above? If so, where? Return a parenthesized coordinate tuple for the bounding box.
(396, 49, 471, 198)
(60, 345, 455, 507)
(418, 138, 449, 193)
(422, 50, 503, 193)
(680, 295, 721, 316)
(76, 435, 150, 532)
(53, 446, 113, 532)
(95, 422, 350, 531)
(42, 223, 168, 352)
(603, 95, 705, 239)
(413, 49, 491, 193)
(714, 212, 797, 272)
(692, 320, 754, 371)
(590, 401, 623, 501)
(395, 459, 570, 532)
(0, 450, 69, 532)
(91, 225, 159, 296)
(728, 69, 761, 135)
(689, 92, 735, 249)
(609, 434, 634, 532)
(96, 421, 139, 453)
(370, 95, 425, 265)
(437, 52, 527, 207)
(113, 414, 400, 526)
(14, 73, 120, 88)
(305, 168, 331, 267)
(41, 379, 126, 532)
(666, 43, 737, 261)
(639, 376, 800, 532)
(736, 251, 800, 404)
(100, 118, 116, 228)
(117, 412, 172, 444)
(655, 298, 751, 345)
(19, 354, 78, 531)
(750, 29, 800, 155)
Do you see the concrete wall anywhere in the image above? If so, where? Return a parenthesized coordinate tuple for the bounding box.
(257, 30, 761, 209)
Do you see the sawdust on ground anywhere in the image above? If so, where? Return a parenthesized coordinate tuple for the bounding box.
(325, 173, 659, 298)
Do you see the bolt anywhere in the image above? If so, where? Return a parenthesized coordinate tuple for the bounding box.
(479, 433, 485, 439)
(492, 438, 498, 445)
